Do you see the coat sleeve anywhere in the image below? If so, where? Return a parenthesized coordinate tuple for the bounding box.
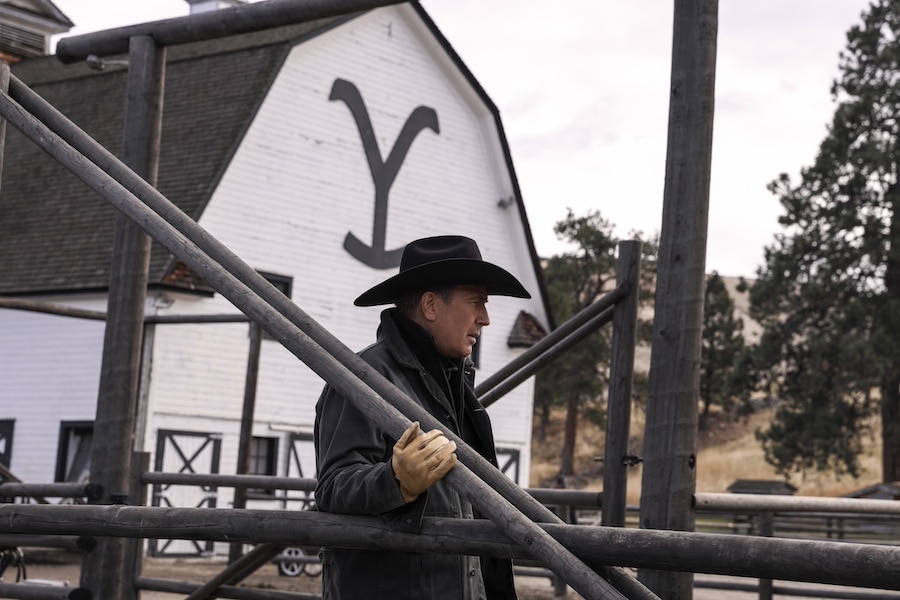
(313, 382, 409, 516)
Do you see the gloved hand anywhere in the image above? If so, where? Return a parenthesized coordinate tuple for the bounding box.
(391, 422, 458, 503)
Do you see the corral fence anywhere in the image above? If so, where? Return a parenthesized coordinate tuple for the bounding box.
(1, 2, 900, 599)
(2, 473, 900, 600)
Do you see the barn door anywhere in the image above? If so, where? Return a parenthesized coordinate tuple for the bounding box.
(149, 429, 222, 556)
(496, 448, 521, 484)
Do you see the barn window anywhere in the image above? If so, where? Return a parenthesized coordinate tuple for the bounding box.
(55, 422, 94, 483)
(247, 436, 278, 497)
(259, 271, 292, 298)
(0, 420, 14, 470)
(257, 271, 293, 340)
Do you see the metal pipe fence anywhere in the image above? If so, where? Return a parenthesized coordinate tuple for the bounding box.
(0, 483, 103, 503)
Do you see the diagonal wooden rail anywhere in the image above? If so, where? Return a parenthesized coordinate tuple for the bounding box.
(1, 78, 658, 600)
(185, 543, 286, 600)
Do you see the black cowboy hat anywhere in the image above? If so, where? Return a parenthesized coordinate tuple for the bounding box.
(354, 235, 531, 306)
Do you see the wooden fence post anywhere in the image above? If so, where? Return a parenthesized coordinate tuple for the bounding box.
(603, 240, 641, 527)
(122, 451, 151, 600)
(638, 0, 718, 598)
(0, 60, 8, 191)
(80, 35, 165, 599)
(230, 321, 263, 564)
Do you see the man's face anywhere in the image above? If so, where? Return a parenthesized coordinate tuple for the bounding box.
(428, 285, 491, 359)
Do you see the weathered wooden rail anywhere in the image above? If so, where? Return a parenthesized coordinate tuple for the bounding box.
(3, 473, 899, 598)
(1, 502, 899, 590)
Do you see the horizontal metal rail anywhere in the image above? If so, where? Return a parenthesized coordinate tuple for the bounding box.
(137, 577, 317, 600)
(0, 582, 89, 600)
(694, 577, 900, 600)
(0, 534, 93, 552)
(0, 482, 102, 501)
(142, 472, 603, 508)
(142, 472, 317, 491)
(0, 297, 106, 321)
(695, 492, 900, 515)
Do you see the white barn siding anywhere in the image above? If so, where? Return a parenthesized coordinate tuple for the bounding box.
(0, 295, 106, 484)
(160, 5, 542, 485)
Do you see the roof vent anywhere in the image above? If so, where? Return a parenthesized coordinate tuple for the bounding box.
(0, 21, 46, 58)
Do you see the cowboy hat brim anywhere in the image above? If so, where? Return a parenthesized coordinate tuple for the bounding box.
(354, 258, 531, 306)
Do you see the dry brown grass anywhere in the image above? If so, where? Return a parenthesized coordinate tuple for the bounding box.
(531, 405, 883, 503)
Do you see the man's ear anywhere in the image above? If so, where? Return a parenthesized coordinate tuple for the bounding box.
(419, 291, 438, 322)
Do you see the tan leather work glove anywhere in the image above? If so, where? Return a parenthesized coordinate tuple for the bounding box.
(391, 422, 458, 503)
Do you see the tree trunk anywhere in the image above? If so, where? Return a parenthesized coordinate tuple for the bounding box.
(884, 183, 900, 482)
(882, 374, 900, 482)
(699, 398, 711, 431)
(539, 402, 550, 443)
(559, 394, 578, 477)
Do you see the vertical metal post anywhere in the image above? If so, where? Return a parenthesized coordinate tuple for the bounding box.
(229, 321, 263, 564)
(602, 241, 641, 527)
(80, 35, 165, 599)
(638, 0, 718, 597)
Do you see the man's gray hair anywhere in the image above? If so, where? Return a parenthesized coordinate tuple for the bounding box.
(396, 285, 457, 319)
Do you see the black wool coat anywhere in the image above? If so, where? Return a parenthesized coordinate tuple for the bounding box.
(314, 309, 517, 600)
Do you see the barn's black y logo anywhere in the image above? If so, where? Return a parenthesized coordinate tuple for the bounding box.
(330, 78, 440, 269)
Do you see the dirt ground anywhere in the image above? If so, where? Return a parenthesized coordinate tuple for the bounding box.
(12, 549, 896, 599)
(15, 548, 577, 599)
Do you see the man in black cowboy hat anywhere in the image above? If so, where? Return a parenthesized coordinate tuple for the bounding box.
(314, 235, 530, 600)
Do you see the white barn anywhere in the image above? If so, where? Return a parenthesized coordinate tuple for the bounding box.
(0, 2, 551, 556)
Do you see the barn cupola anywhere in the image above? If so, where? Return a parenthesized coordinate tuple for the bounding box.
(185, 0, 247, 15)
(0, 0, 72, 63)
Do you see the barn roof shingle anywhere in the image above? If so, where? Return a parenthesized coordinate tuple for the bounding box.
(0, 16, 346, 295)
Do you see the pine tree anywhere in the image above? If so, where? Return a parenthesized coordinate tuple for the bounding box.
(750, 0, 900, 481)
(535, 209, 656, 481)
(699, 272, 746, 430)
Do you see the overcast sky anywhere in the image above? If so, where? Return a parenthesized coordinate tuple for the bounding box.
(49, 0, 875, 278)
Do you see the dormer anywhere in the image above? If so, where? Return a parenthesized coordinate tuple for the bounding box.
(0, 0, 72, 62)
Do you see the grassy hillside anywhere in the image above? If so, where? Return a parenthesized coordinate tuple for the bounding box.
(529, 275, 884, 501)
(530, 406, 883, 503)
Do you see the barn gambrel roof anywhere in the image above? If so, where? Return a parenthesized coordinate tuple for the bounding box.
(1, 16, 348, 295)
(0, 4, 552, 322)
